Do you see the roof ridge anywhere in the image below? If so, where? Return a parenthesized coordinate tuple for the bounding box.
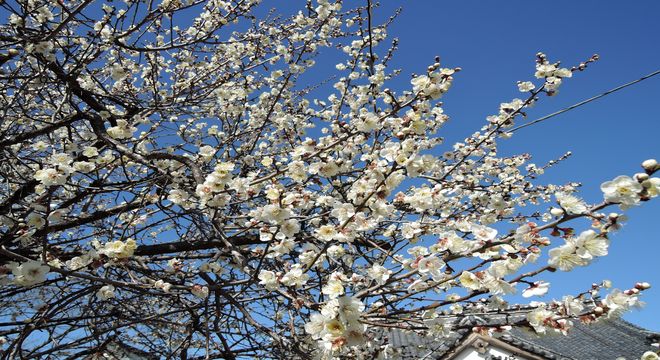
(613, 316, 660, 335)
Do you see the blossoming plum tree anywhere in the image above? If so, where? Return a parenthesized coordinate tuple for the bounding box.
(0, 0, 658, 358)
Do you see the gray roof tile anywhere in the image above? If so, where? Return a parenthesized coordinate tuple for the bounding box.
(382, 316, 658, 359)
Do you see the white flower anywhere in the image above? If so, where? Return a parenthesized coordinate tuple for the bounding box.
(423, 317, 452, 337)
(518, 81, 535, 92)
(327, 245, 345, 258)
(167, 189, 190, 205)
(191, 285, 209, 298)
(83, 146, 99, 157)
(199, 262, 224, 274)
(574, 230, 609, 260)
(600, 175, 643, 209)
(280, 219, 301, 238)
(470, 224, 497, 241)
(526, 307, 554, 334)
(167, 258, 182, 272)
(106, 119, 137, 139)
(99, 239, 137, 259)
(401, 222, 422, 239)
(280, 265, 309, 288)
(322, 279, 344, 298)
(411, 72, 451, 99)
(548, 241, 588, 271)
(555, 192, 587, 215)
(154, 280, 172, 293)
(316, 224, 338, 241)
(417, 256, 446, 280)
(642, 178, 660, 198)
(110, 63, 127, 81)
(287, 160, 308, 182)
(641, 351, 659, 360)
(34, 168, 67, 186)
(366, 264, 391, 285)
(522, 281, 550, 298)
(330, 203, 355, 223)
(11, 260, 50, 287)
(259, 204, 292, 225)
(198, 145, 215, 160)
(603, 289, 640, 317)
(407, 279, 427, 293)
(482, 274, 516, 295)
(459, 271, 481, 291)
(96, 285, 115, 300)
(306, 296, 367, 350)
(562, 295, 584, 316)
(535, 63, 557, 78)
(258, 270, 278, 291)
(304, 313, 326, 339)
(66, 251, 97, 270)
(321, 296, 364, 320)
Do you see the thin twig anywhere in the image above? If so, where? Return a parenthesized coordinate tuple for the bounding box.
(511, 69, 660, 132)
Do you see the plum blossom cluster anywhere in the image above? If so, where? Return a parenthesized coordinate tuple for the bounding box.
(305, 296, 366, 353)
(0, 0, 658, 358)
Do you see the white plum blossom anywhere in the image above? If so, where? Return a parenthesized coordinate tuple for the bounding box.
(411, 69, 454, 99)
(306, 296, 366, 350)
(96, 285, 116, 300)
(526, 307, 555, 334)
(315, 224, 338, 241)
(518, 81, 535, 92)
(280, 265, 309, 288)
(106, 119, 137, 139)
(154, 280, 172, 293)
(470, 224, 498, 241)
(34, 168, 67, 186)
(258, 270, 279, 291)
(322, 279, 345, 299)
(11, 261, 50, 287)
(574, 230, 609, 260)
(601, 175, 643, 209)
(555, 192, 588, 215)
(522, 281, 550, 298)
(99, 239, 137, 259)
(642, 177, 660, 198)
(641, 352, 659, 360)
(367, 264, 392, 285)
(417, 256, 446, 280)
(190, 285, 209, 298)
(548, 241, 588, 271)
(459, 271, 482, 291)
(603, 289, 641, 317)
(423, 317, 453, 337)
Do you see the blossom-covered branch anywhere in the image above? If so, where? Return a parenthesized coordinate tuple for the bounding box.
(0, 0, 658, 359)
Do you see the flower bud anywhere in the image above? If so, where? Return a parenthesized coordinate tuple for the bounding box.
(642, 159, 658, 172)
(550, 207, 564, 217)
(635, 282, 651, 290)
(634, 173, 649, 182)
(594, 306, 604, 315)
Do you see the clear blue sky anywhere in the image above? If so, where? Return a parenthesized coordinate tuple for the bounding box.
(281, 0, 660, 330)
(372, 0, 660, 331)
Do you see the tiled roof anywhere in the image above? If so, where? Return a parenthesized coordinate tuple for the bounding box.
(382, 314, 658, 359)
(504, 318, 658, 360)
